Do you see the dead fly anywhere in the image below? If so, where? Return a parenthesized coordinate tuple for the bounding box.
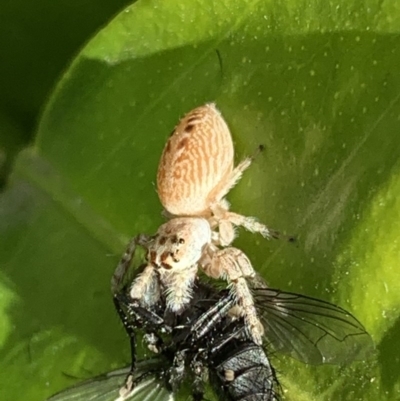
(113, 279, 373, 397)
(47, 280, 279, 401)
(48, 276, 373, 401)
(113, 280, 281, 401)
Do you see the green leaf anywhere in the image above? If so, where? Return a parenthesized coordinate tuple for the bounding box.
(0, 112, 26, 187)
(0, 0, 132, 133)
(1, 0, 400, 400)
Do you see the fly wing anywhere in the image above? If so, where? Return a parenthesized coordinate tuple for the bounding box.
(47, 360, 173, 401)
(253, 288, 374, 364)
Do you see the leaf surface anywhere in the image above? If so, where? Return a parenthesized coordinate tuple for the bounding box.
(1, 1, 399, 400)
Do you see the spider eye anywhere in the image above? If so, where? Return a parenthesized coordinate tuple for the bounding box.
(158, 236, 167, 245)
(169, 252, 180, 263)
(178, 238, 185, 244)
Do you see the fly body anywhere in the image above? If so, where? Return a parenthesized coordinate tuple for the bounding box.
(49, 264, 373, 401)
(48, 280, 280, 401)
(114, 279, 281, 401)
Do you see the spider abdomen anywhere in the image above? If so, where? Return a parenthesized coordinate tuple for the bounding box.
(157, 103, 234, 216)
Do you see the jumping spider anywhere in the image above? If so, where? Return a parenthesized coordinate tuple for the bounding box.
(113, 103, 280, 345)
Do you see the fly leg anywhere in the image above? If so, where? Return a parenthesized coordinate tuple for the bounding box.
(191, 354, 208, 401)
(168, 349, 187, 393)
(114, 291, 169, 398)
(112, 234, 163, 396)
(190, 291, 234, 340)
(112, 235, 150, 384)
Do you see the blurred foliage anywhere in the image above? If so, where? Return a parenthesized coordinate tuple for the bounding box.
(0, 0, 400, 400)
(0, 0, 132, 186)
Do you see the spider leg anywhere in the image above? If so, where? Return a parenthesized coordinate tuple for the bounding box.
(209, 158, 252, 205)
(129, 264, 159, 305)
(202, 247, 264, 345)
(112, 234, 163, 394)
(207, 150, 291, 242)
(209, 145, 264, 206)
(224, 211, 281, 240)
(111, 234, 153, 294)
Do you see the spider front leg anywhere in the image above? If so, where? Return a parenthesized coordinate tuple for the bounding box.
(112, 235, 147, 383)
(111, 233, 153, 294)
(114, 279, 168, 398)
(112, 234, 163, 395)
(202, 247, 264, 345)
